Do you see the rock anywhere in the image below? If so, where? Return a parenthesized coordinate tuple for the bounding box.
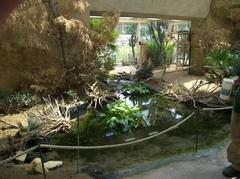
(25, 158, 48, 174)
(15, 151, 27, 164)
(44, 161, 63, 170)
(25, 152, 48, 163)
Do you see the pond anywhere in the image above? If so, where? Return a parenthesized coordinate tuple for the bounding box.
(52, 80, 231, 172)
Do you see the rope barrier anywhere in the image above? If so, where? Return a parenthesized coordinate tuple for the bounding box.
(201, 106, 233, 111)
(0, 146, 39, 165)
(41, 110, 197, 150)
(0, 110, 196, 165)
(0, 105, 233, 165)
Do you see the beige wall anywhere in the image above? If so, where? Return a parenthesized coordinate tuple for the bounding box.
(88, 0, 212, 19)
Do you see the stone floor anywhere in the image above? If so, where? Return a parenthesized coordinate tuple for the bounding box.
(124, 143, 232, 179)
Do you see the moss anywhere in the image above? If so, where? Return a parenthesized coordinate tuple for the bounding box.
(52, 111, 108, 147)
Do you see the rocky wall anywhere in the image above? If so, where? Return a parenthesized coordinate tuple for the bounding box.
(0, 48, 60, 90)
(190, 0, 240, 75)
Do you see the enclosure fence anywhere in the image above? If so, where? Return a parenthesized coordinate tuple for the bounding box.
(0, 106, 233, 179)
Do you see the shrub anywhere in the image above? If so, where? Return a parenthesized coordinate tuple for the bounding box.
(146, 41, 174, 67)
(204, 49, 240, 84)
(0, 90, 33, 114)
(122, 83, 150, 96)
(146, 42, 160, 65)
(136, 63, 153, 80)
(53, 111, 107, 146)
(98, 100, 143, 133)
(9, 91, 33, 107)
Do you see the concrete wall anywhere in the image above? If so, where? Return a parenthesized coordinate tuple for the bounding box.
(88, 0, 212, 19)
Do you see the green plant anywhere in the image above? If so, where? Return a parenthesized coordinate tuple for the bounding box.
(136, 62, 153, 80)
(9, 91, 33, 107)
(0, 90, 33, 114)
(146, 41, 174, 67)
(146, 42, 160, 64)
(98, 100, 143, 133)
(122, 83, 150, 96)
(28, 116, 41, 132)
(91, 18, 119, 74)
(147, 20, 168, 67)
(129, 32, 138, 62)
(64, 89, 78, 99)
(53, 110, 107, 146)
(204, 49, 240, 84)
(165, 42, 174, 63)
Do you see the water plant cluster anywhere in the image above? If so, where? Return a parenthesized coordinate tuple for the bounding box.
(122, 82, 151, 95)
(97, 100, 144, 133)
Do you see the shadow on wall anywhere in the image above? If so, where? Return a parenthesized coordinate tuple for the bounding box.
(0, 48, 60, 90)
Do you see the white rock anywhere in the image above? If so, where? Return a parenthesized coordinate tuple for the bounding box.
(16, 151, 27, 164)
(44, 161, 63, 170)
(25, 158, 48, 174)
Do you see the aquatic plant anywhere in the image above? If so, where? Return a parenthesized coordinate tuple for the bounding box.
(98, 100, 143, 133)
(122, 82, 150, 96)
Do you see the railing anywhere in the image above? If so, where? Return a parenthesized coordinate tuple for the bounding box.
(0, 106, 233, 179)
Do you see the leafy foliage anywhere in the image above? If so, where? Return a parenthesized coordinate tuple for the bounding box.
(146, 42, 160, 64)
(146, 41, 174, 67)
(64, 89, 78, 99)
(53, 111, 107, 146)
(27, 116, 41, 132)
(0, 90, 33, 114)
(204, 49, 240, 84)
(9, 91, 33, 107)
(122, 83, 150, 96)
(147, 20, 170, 67)
(165, 42, 174, 62)
(91, 18, 119, 72)
(98, 100, 143, 133)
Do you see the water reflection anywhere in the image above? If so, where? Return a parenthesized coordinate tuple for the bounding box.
(116, 91, 188, 127)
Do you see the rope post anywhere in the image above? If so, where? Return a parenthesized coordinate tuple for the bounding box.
(76, 117, 80, 173)
(38, 144, 47, 179)
(195, 109, 200, 153)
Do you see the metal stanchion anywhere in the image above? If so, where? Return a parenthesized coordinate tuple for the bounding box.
(195, 109, 200, 153)
(76, 117, 80, 173)
(39, 144, 47, 179)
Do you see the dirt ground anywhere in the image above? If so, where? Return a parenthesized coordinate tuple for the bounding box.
(0, 141, 230, 179)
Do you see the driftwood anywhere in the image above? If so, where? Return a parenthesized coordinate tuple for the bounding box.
(0, 119, 19, 130)
(159, 80, 226, 108)
(28, 96, 83, 136)
(86, 81, 115, 108)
